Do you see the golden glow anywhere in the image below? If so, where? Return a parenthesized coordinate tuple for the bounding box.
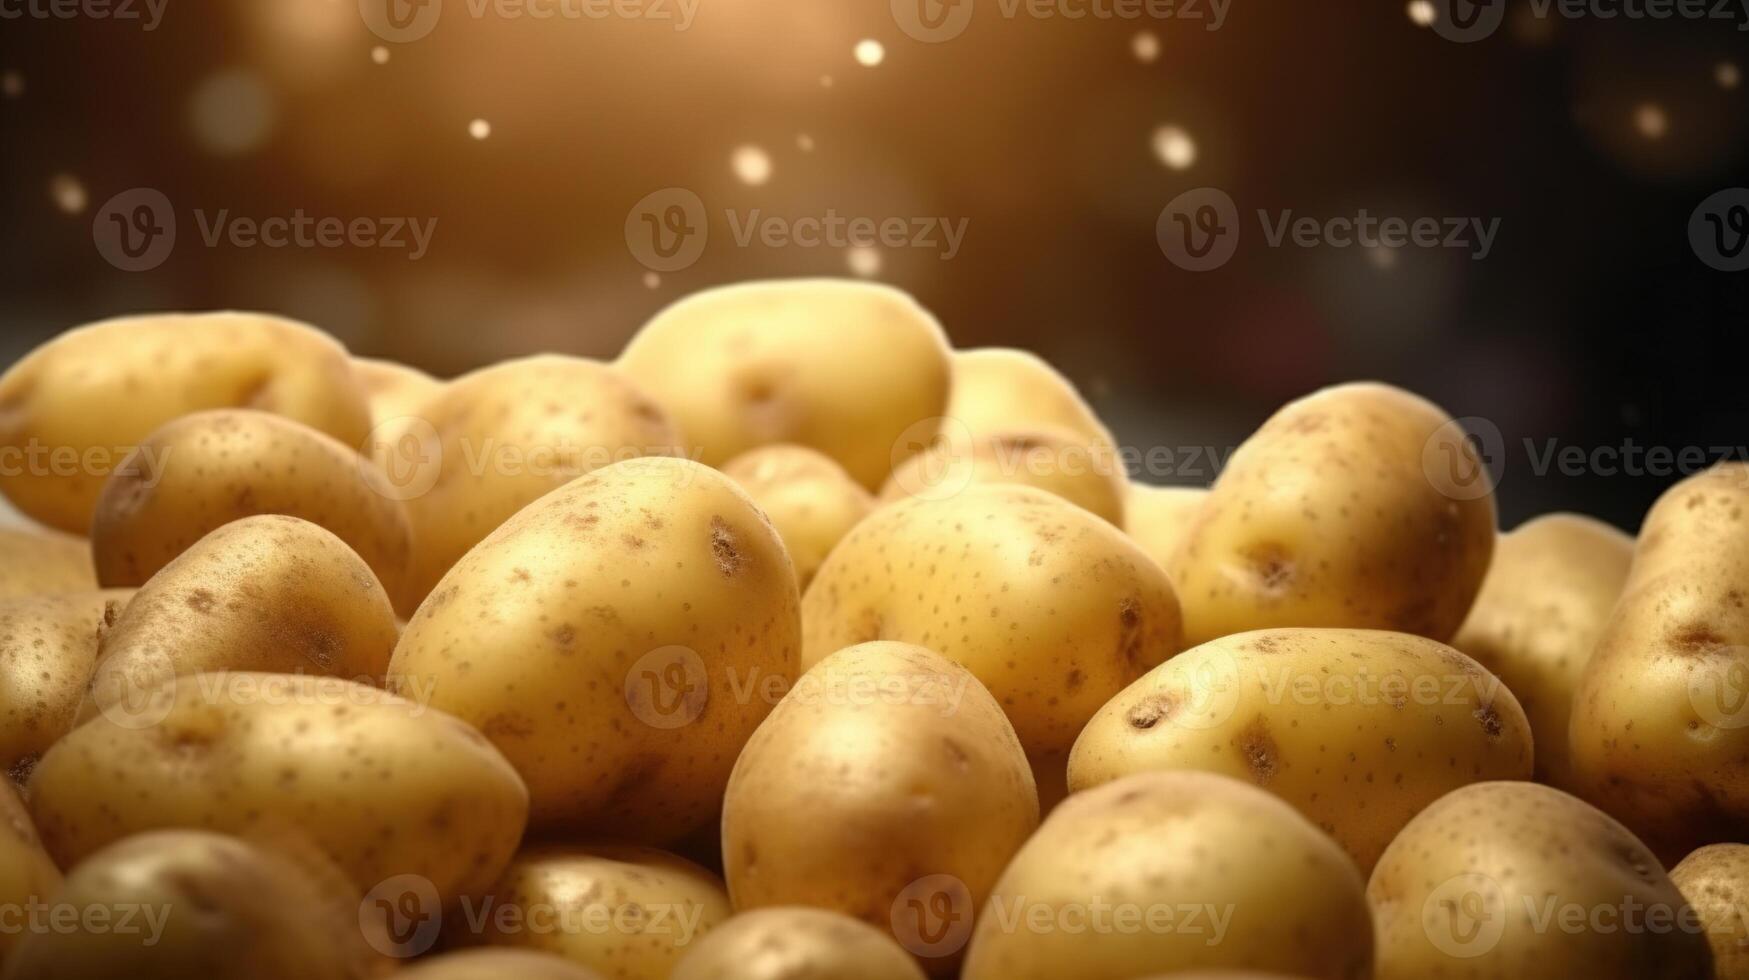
(642, 272, 661, 289)
(371, 46, 391, 66)
(49, 174, 86, 214)
(1407, 0, 1436, 27)
(1633, 102, 1667, 140)
(1131, 31, 1160, 64)
(732, 144, 773, 186)
(854, 39, 886, 68)
(1152, 125, 1197, 170)
(188, 70, 276, 156)
(469, 118, 492, 140)
(1718, 61, 1741, 91)
(796, 133, 815, 152)
(846, 246, 882, 277)
(1, 71, 20, 99)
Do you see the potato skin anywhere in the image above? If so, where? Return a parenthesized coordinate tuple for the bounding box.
(721, 444, 874, 590)
(353, 357, 442, 428)
(0, 781, 61, 961)
(0, 589, 132, 777)
(617, 279, 951, 488)
(1450, 513, 1633, 791)
(1168, 382, 1495, 647)
(946, 348, 1116, 450)
(401, 949, 605, 980)
(1671, 843, 1749, 979)
(1123, 483, 1208, 576)
(802, 483, 1181, 760)
(1368, 781, 1711, 980)
(1067, 628, 1532, 871)
(0, 312, 371, 533)
(27, 672, 528, 904)
(960, 771, 1372, 980)
(0, 528, 96, 598)
(880, 427, 1127, 526)
(671, 906, 927, 980)
(91, 410, 413, 597)
(722, 642, 1038, 974)
(389, 456, 799, 842)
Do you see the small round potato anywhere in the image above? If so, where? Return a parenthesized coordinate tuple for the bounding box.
(960, 771, 1372, 980)
(0, 781, 61, 961)
(1368, 781, 1712, 979)
(401, 949, 604, 980)
(0, 312, 372, 533)
(671, 907, 927, 980)
(1123, 483, 1208, 576)
(0, 527, 96, 598)
(880, 427, 1126, 526)
(946, 348, 1116, 450)
(1671, 843, 1749, 979)
(721, 444, 875, 590)
(0, 589, 132, 777)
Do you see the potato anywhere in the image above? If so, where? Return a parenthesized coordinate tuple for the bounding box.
(1368, 781, 1711, 979)
(671, 906, 927, 980)
(1167, 382, 1495, 647)
(1067, 628, 1533, 871)
(452, 844, 731, 980)
(1450, 513, 1633, 791)
(0, 312, 371, 533)
(617, 279, 951, 488)
(960, 771, 1372, 980)
(802, 483, 1181, 762)
(722, 642, 1037, 974)
(0, 829, 375, 980)
(946, 348, 1116, 450)
(83, 515, 398, 721)
(721, 445, 874, 590)
(880, 427, 1126, 526)
(27, 672, 527, 904)
(1671, 843, 1749, 979)
(1570, 463, 1749, 856)
(0, 781, 60, 961)
(380, 355, 683, 610)
(401, 949, 604, 980)
(353, 356, 442, 428)
(1123, 483, 1208, 575)
(0, 589, 132, 778)
(90, 410, 413, 597)
(0, 527, 96, 598)
(389, 456, 799, 841)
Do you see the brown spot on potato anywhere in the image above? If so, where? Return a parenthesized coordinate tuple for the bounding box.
(1673, 624, 1727, 654)
(1473, 703, 1504, 739)
(1235, 717, 1278, 784)
(185, 590, 217, 615)
(710, 517, 744, 576)
(1126, 693, 1178, 730)
(1243, 543, 1293, 593)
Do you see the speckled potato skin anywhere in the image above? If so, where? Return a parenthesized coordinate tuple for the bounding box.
(721, 444, 874, 590)
(1368, 781, 1712, 980)
(0, 781, 61, 961)
(722, 643, 1038, 973)
(1066, 628, 1533, 871)
(353, 356, 443, 428)
(402, 949, 605, 980)
(0, 589, 132, 778)
(387, 355, 683, 612)
(880, 427, 1127, 526)
(961, 771, 1372, 980)
(91, 410, 413, 597)
(671, 906, 928, 980)
(1168, 382, 1495, 647)
(1570, 463, 1749, 857)
(802, 483, 1182, 761)
(616, 279, 951, 489)
(455, 844, 731, 980)
(0, 829, 377, 980)
(946, 348, 1116, 450)
(0, 312, 372, 534)
(389, 456, 799, 841)
(0, 527, 96, 598)
(83, 515, 398, 720)
(1671, 843, 1749, 979)
(27, 672, 528, 903)
(1124, 484, 1208, 577)
(1450, 513, 1633, 791)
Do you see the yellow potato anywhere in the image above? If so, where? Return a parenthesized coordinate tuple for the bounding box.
(0, 312, 371, 533)
(1067, 628, 1533, 871)
(671, 906, 927, 980)
(0, 527, 96, 599)
(83, 515, 398, 721)
(353, 356, 442, 428)
(452, 844, 731, 980)
(1671, 843, 1749, 979)
(880, 427, 1126, 526)
(401, 949, 604, 980)
(1450, 513, 1633, 791)
(1368, 781, 1711, 979)
(389, 456, 799, 842)
(617, 279, 951, 488)
(1168, 382, 1495, 647)
(0, 589, 132, 778)
(721, 444, 874, 590)
(27, 672, 527, 904)
(722, 642, 1037, 975)
(90, 410, 413, 596)
(946, 348, 1115, 450)
(1123, 483, 1208, 575)
(802, 484, 1181, 762)
(0, 781, 60, 961)
(961, 771, 1372, 980)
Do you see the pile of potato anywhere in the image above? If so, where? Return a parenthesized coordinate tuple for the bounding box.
(0, 280, 1742, 980)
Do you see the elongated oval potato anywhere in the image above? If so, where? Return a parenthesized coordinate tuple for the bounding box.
(0, 527, 96, 598)
(0, 781, 60, 961)
(0, 829, 376, 980)
(27, 672, 528, 903)
(0, 312, 371, 533)
(1571, 463, 1749, 856)
(90, 410, 413, 596)
(1368, 781, 1711, 979)
(617, 279, 951, 488)
(389, 456, 799, 841)
(1066, 628, 1533, 871)
(723, 642, 1037, 975)
(881, 427, 1126, 526)
(84, 515, 398, 720)
(672, 906, 927, 980)
(454, 844, 731, 980)
(1671, 843, 1749, 979)
(1123, 483, 1208, 576)
(401, 949, 604, 980)
(721, 444, 874, 590)
(802, 484, 1181, 762)
(1168, 382, 1495, 647)
(0, 589, 132, 777)
(1450, 513, 1633, 791)
(353, 357, 442, 428)
(961, 771, 1372, 980)
(947, 348, 1116, 450)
